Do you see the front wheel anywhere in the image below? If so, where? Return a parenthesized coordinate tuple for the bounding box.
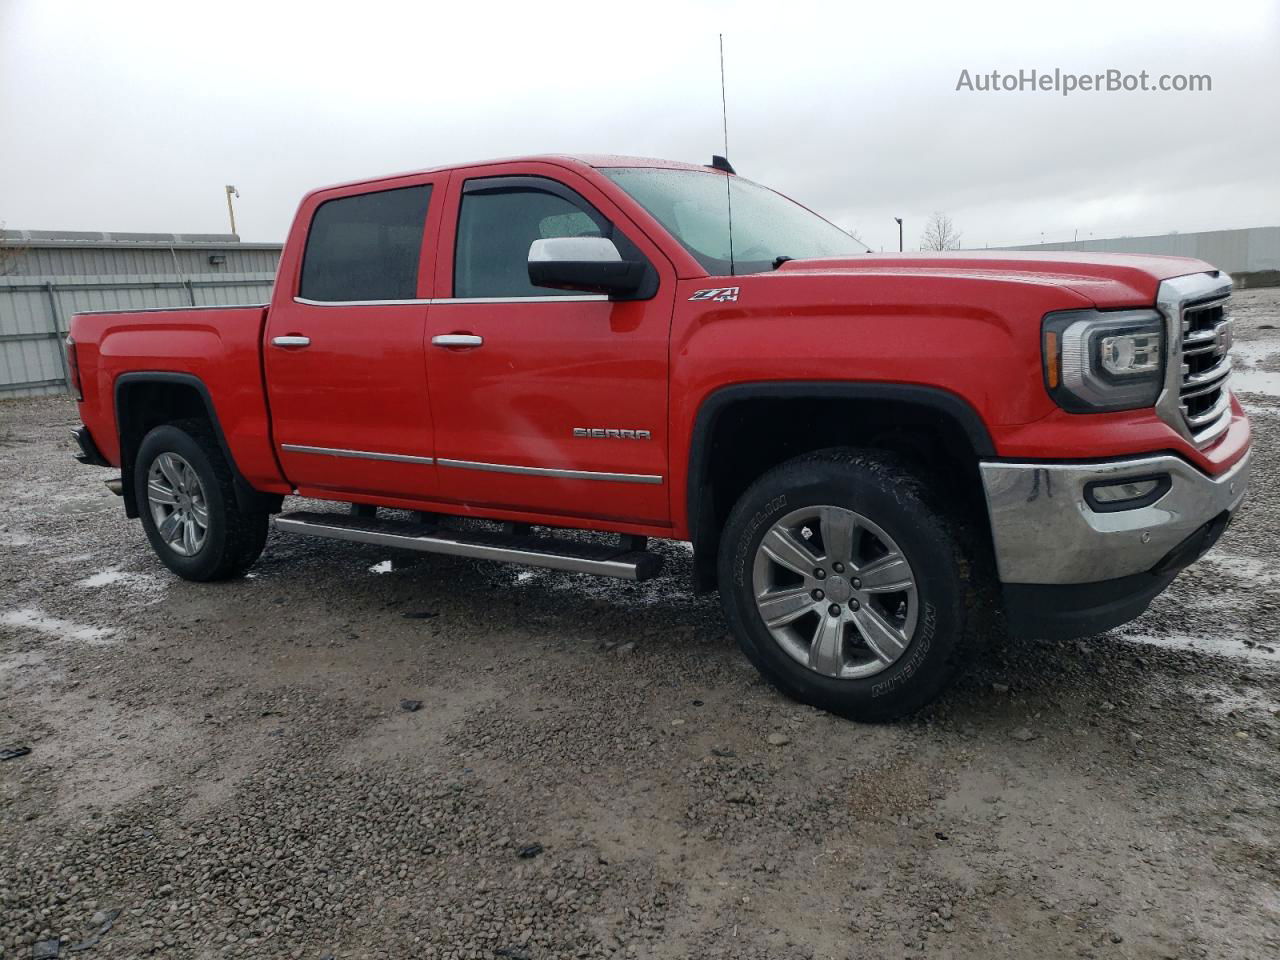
(717, 450, 978, 722)
(134, 419, 268, 581)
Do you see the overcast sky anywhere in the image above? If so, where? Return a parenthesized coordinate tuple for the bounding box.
(2, 0, 1277, 252)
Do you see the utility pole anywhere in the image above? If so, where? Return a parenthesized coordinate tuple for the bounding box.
(894, 217, 903, 252)
(225, 185, 240, 237)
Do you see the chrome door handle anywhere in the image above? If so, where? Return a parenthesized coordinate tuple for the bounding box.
(271, 335, 311, 348)
(432, 334, 483, 348)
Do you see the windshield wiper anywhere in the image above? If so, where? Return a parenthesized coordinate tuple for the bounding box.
(772, 255, 793, 270)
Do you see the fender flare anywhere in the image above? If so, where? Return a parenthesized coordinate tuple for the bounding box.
(113, 371, 282, 518)
(684, 381, 996, 591)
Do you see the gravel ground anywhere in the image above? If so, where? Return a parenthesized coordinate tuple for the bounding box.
(2, 288, 1279, 960)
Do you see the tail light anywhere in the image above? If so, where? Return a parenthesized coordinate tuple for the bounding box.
(65, 334, 83, 401)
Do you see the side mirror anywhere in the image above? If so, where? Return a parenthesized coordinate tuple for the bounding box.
(528, 237, 646, 296)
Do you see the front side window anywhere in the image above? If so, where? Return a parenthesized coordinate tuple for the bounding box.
(454, 180, 632, 298)
(299, 185, 432, 302)
(600, 168, 865, 275)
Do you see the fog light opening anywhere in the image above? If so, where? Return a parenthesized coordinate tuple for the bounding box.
(1085, 474, 1172, 513)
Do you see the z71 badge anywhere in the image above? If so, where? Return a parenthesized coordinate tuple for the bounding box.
(689, 286, 740, 302)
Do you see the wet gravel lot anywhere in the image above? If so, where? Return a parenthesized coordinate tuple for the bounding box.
(2, 288, 1279, 960)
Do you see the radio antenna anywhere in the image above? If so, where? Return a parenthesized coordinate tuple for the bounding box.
(719, 33, 735, 276)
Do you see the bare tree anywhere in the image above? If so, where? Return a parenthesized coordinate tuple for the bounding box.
(919, 212, 962, 251)
(0, 223, 28, 276)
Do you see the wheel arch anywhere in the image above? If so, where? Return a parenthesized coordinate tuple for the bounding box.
(114, 372, 282, 519)
(685, 381, 996, 592)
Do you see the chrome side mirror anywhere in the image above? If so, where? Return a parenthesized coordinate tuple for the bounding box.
(528, 237, 645, 296)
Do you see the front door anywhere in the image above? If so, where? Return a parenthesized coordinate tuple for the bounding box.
(424, 168, 674, 526)
(265, 178, 443, 501)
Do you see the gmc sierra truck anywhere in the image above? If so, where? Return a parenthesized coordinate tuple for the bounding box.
(68, 155, 1251, 720)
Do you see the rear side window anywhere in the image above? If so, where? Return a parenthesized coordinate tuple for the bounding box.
(454, 182, 613, 299)
(299, 185, 432, 302)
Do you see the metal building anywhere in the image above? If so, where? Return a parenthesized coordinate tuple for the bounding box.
(998, 225, 1280, 288)
(0, 231, 281, 398)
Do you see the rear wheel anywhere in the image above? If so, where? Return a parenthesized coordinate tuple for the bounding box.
(718, 449, 977, 721)
(134, 419, 268, 581)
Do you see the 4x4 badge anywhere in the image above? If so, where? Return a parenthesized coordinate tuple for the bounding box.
(689, 286, 739, 302)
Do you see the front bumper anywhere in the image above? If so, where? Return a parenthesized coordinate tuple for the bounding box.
(981, 449, 1250, 638)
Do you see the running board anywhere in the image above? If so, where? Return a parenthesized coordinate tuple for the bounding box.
(273, 511, 662, 581)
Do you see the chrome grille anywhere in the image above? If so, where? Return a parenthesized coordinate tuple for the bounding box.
(1178, 294, 1232, 446)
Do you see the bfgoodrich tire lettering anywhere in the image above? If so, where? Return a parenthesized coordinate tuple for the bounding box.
(717, 449, 975, 721)
(134, 419, 268, 581)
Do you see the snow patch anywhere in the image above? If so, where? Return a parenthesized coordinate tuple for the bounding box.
(1122, 629, 1279, 664)
(75, 567, 166, 598)
(1, 608, 116, 645)
(1232, 338, 1280, 397)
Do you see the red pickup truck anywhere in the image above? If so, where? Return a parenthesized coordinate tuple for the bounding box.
(68, 154, 1251, 720)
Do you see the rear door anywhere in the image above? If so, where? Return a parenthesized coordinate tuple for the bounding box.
(424, 165, 675, 525)
(265, 177, 444, 501)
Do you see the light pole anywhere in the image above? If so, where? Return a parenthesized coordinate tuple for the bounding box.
(894, 217, 903, 252)
(225, 185, 240, 237)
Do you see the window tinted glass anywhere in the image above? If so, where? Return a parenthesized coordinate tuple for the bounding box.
(454, 186, 611, 298)
(299, 185, 432, 301)
(601, 168, 865, 275)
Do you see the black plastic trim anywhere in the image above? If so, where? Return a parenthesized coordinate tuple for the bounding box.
(685, 381, 995, 591)
(72, 426, 110, 467)
(1083, 473, 1172, 513)
(113, 372, 284, 518)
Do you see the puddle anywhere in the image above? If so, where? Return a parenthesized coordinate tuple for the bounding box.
(1, 608, 116, 645)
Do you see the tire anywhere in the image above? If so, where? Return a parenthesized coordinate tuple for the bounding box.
(717, 449, 979, 722)
(134, 419, 268, 581)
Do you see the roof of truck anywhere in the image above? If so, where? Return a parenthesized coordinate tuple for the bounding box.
(312, 155, 725, 195)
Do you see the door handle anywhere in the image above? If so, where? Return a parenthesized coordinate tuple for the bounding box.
(432, 334, 483, 349)
(271, 335, 311, 348)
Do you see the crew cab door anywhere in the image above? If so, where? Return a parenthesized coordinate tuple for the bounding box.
(425, 166, 674, 525)
(265, 176, 444, 500)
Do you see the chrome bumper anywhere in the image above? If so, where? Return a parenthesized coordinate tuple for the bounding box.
(980, 450, 1251, 584)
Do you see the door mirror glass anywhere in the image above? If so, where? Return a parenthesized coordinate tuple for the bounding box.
(528, 237, 645, 296)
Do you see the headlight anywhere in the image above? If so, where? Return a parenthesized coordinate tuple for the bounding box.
(1042, 309, 1165, 412)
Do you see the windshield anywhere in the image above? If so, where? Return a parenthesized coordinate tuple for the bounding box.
(600, 167, 867, 275)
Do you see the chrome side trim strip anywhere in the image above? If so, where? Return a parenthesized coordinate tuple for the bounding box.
(293, 295, 608, 307)
(281, 444, 435, 465)
(437, 458, 662, 485)
(72, 304, 267, 316)
(432, 295, 609, 304)
(294, 297, 432, 306)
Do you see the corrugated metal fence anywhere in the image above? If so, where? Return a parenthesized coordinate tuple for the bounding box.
(0, 233, 281, 397)
(997, 225, 1280, 283)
